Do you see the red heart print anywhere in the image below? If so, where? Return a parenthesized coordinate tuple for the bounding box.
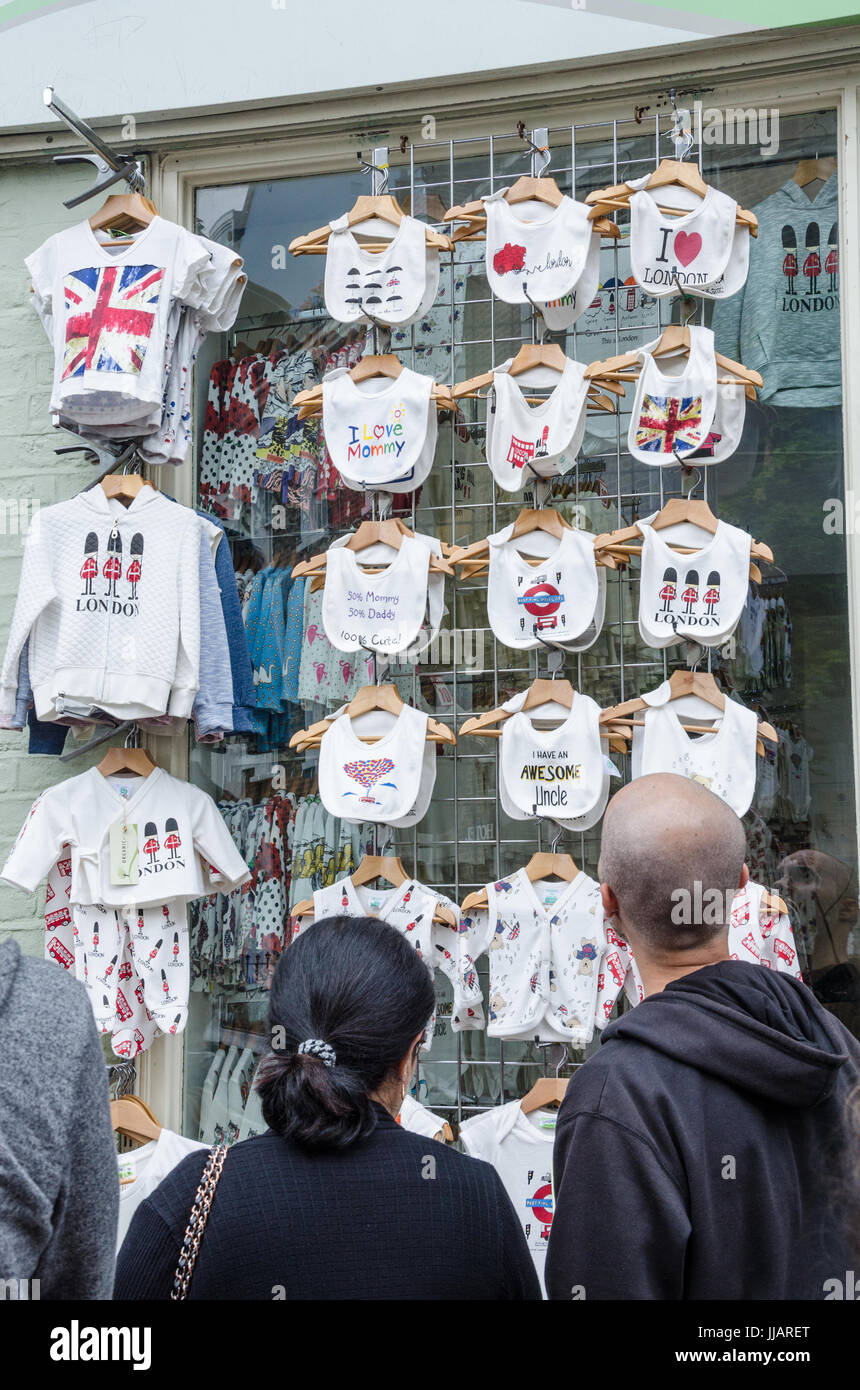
(674, 231, 702, 267)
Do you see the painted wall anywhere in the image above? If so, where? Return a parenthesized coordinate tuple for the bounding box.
(0, 160, 102, 952)
(0, 0, 712, 132)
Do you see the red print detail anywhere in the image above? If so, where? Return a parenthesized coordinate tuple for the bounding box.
(674, 231, 702, 267)
(493, 243, 527, 276)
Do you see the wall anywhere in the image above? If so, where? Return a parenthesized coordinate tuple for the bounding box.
(0, 160, 102, 953)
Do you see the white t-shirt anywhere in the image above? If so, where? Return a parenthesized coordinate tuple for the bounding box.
(116, 1128, 207, 1250)
(26, 216, 212, 424)
(460, 1099, 557, 1297)
(2, 766, 251, 908)
(397, 1094, 448, 1140)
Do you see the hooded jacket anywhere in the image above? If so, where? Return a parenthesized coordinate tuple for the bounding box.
(712, 175, 840, 408)
(546, 961, 860, 1300)
(0, 939, 118, 1297)
(0, 486, 200, 723)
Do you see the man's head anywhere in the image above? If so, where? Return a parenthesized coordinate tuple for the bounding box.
(599, 774, 748, 970)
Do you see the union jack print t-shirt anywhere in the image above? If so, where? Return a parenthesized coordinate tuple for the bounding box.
(26, 217, 211, 425)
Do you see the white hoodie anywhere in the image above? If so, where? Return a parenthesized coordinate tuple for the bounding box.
(0, 486, 200, 721)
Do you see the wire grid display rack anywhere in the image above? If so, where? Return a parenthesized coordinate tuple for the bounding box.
(209, 109, 729, 1122)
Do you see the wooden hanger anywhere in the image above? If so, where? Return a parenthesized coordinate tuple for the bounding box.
(445, 180, 620, 241)
(294, 356, 455, 420)
(520, 1075, 568, 1113)
(290, 684, 456, 750)
(585, 159, 758, 233)
(461, 850, 579, 915)
(98, 745, 157, 778)
(584, 326, 763, 402)
(593, 498, 773, 582)
(450, 509, 617, 579)
(451, 345, 622, 411)
(89, 191, 159, 247)
(292, 520, 454, 586)
(792, 156, 836, 188)
(100, 474, 156, 504)
(110, 1094, 162, 1145)
(289, 193, 452, 255)
(458, 678, 627, 754)
(292, 855, 457, 927)
(599, 669, 777, 755)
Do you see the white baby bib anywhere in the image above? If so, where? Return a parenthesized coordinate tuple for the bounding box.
(631, 685, 758, 816)
(322, 366, 436, 490)
(486, 523, 600, 650)
(486, 357, 588, 491)
(500, 693, 605, 823)
(322, 535, 432, 656)
(319, 704, 429, 825)
(324, 214, 436, 325)
(627, 326, 717, 465)
(483, 190, 593, 304)
(629, 179, 748, 300)
(638, 514, 752, 649)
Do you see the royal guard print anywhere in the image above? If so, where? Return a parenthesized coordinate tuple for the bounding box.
(703, 570, 721, 617)
(143, 822, 160, 866)
(803, 221, 820, 293)
(681, 570, 700, 617)
(164, 817, 182, 860)
(826, 222, 838, 291)
(80, 531, 99, 596)
(659, 567, 677, 613)
(127, 532, 144, 599)
(169, 930, 181, 967)
(103, 528, 122, 598)
(781, 225, 798, 294)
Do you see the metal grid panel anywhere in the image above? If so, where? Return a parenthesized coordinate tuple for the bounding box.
(211, 110, 720, 1122)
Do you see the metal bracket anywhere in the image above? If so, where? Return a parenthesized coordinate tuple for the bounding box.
(43, 86, 147, 208)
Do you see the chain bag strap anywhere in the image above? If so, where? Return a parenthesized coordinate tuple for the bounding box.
(170, 1143, 229, 1300)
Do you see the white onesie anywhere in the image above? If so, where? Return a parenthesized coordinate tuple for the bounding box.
(460, 868, 605, 1044)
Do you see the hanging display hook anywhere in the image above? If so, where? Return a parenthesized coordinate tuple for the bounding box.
(43, 87, 148, 207)
(519, 124, 551, 179)
(666, 88, 695, 163)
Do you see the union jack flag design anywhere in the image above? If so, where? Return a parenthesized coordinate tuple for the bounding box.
(62, 263, 164, 381)
(635, 393, 703, 456)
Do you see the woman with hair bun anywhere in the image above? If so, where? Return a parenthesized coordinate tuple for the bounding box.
(115, 916, 540, 1301)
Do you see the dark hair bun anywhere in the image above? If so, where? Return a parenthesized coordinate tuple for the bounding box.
(256, 1048, 373, 1150)
(257, 915, 436, 1151)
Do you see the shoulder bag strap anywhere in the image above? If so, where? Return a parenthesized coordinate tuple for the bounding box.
(170, 1143, 229, 1301)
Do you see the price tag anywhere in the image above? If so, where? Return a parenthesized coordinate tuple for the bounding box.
(110, 819, 140, 885)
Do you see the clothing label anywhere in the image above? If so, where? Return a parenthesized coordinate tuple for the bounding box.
(109, 820, 140, 885)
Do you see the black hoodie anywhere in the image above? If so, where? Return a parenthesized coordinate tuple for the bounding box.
(546, 961, 860, 1300)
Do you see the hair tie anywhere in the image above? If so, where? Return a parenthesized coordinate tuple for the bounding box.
(297, 1038, 337, 1068)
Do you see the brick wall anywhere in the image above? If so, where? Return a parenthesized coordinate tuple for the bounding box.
(0, 161, 105, 955)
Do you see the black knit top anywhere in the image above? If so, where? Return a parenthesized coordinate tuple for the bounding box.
(114, 1104, 541, 1301)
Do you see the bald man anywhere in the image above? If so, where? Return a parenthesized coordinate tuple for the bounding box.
(545, 774, 860, 1301)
